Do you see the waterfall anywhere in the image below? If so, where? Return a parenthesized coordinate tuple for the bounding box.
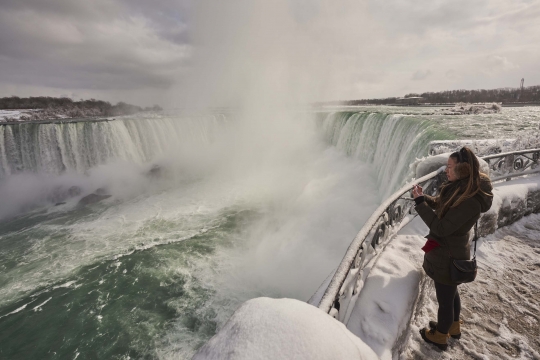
(320, 112, 454, 197)
(1, 111, 453, 198)
(0, 115, 222, 179)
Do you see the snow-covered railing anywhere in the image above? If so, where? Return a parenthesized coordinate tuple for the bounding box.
(483, 148, 540, 182)
(317, 148, 540, 319)
(316, 166, 446, 317)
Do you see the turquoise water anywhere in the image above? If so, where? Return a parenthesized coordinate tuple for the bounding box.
(0, 206, 255, 359)
(1, 107, 537, 359)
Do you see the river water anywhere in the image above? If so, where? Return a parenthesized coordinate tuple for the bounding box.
(0, 106, 539, 359)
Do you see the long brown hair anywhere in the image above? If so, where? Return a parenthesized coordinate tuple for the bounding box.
(436, 146, 491, 218)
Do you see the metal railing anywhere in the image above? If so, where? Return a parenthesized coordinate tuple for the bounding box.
(317, 148, 540, 320)
(483, 149, 540, 182)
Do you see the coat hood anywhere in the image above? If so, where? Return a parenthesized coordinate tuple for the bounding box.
(438, 175, 493, 215)
(474, 176, 493, 213)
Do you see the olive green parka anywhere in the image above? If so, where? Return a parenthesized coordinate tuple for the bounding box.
(415, 177, 493, 285)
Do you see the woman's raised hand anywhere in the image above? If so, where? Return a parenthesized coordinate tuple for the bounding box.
(412, 184, 424, 199)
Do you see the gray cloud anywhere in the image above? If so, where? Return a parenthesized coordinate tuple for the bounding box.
(0, 0, 190, 105)
(412, 70, 432, 81)
(0, 0, 539, 106)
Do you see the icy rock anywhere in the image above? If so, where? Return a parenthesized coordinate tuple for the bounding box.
(146, 164, 162, 178)
(78, 193, 111, 206)
(47, 185, 83, 203)
(95, 187, 109, 196)
(528, 188, 540, 214)
(68, 186, 82, 197)
(477, 211, 498, 237)
(193, 297, 379, 360)
(436, 102, 501, 115)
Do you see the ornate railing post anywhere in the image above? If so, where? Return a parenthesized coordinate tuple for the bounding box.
(504, 154, 514, 180)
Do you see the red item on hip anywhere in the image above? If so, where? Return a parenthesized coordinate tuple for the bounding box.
(422, 238, 440, 253)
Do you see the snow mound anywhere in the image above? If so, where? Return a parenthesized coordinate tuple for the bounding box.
(193, 297, 379, 360)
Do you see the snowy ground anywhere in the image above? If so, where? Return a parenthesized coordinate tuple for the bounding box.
(341, 211, 540, 360)
(0, 110, 23, 121)
(0, 109, 50, 122)
(403, 212, 540, 360)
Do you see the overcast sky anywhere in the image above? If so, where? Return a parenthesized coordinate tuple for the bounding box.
(1, 0, 539, 107)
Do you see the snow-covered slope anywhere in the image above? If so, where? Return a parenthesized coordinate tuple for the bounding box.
(404, 212, 540, 359)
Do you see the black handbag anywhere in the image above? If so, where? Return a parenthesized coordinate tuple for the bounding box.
(449, 221, 478, 284)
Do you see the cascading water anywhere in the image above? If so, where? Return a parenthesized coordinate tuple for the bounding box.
(0, 114, 222, 179)
(319, 111, 454, 197)
(0, 109, 459, 359)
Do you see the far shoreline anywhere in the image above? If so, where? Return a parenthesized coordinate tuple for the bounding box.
(0, 117, 112, 126)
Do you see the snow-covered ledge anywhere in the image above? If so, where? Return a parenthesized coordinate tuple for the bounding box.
(481, 177, 540, 234)
(192, 298, 379, 360)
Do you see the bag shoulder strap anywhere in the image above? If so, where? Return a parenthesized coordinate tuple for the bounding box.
(472, 220, 478, 260)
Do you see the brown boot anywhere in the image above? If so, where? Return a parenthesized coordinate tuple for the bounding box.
(429, 320, 462, 339)
(420, 327, 448, 350)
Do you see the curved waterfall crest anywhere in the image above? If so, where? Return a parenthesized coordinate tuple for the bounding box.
(1, 111, 447, 192)
(320, 111, 453, 196)
(0, 115, 222, 179)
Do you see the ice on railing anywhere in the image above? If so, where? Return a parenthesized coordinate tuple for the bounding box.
(481, 149, 540, 181)
(346, 232, 423, 359)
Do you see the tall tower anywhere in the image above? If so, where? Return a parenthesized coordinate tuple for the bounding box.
(516, 78, 524, 100)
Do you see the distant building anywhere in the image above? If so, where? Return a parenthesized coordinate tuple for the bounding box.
(396, 97, 424, 105)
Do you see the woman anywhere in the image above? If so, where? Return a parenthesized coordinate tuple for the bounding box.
(411, 147, 493, 351)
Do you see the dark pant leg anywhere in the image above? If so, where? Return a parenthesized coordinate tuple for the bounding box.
(453, 287, 461, 321)
(434, 281, 458, 333)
